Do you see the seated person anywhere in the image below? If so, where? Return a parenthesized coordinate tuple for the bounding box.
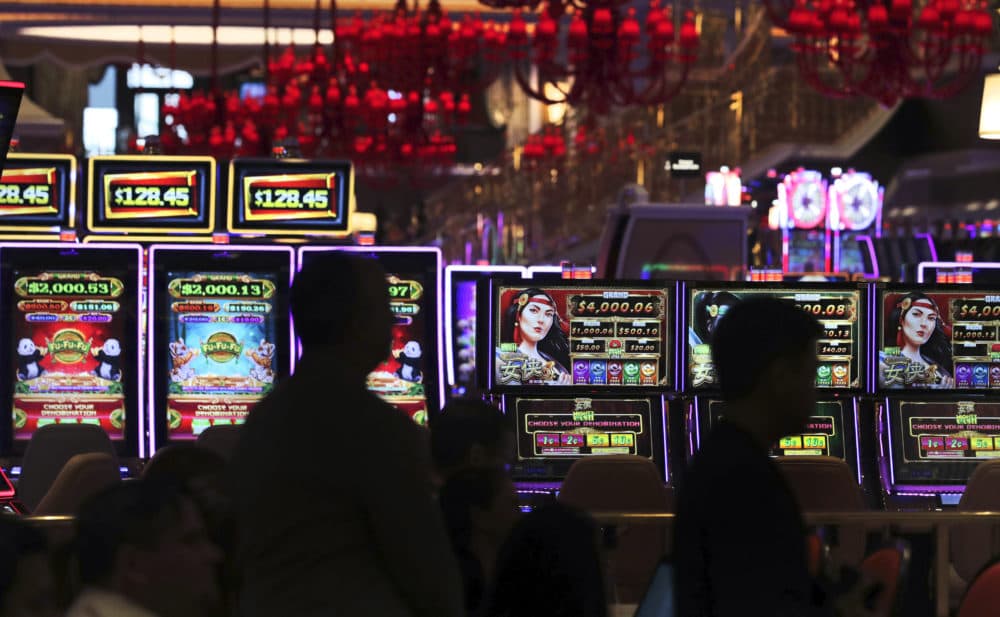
(485, 503, 606, 617)
(430, 398, 515, 483)
(439, 467, 519, 615)
(68, 480, 222, 617)
(674, 298, 874, 617)
(0, 516, 58, 617)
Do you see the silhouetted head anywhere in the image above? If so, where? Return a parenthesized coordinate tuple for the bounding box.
(486, 503, 606, 617)
(430, 398, 514, 479)
(0, 516, 56, 617)
(712, 297, 822, 439)
(292, 252, 393, 373)
(76, 480, 222, 617)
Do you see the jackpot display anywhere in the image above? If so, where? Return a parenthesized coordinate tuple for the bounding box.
(887, 399, 1000, 487)
(0, 244, 142, 455)
(87, 156, 216, 234)
(687, 286, 863, 390)
(703, 399, 850, 460)
(492, 284, 671, 388)
(878, 289, 1000, 390)
(508, 396, 662, 479)
(300, 247, 442, 424)
(150, 246, 293, 446)
(228, 159, 352, 237)
(0, 154, 76, 234)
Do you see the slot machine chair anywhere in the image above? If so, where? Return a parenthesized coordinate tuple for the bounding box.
(860, 540, 910, 617)
(957, 560, 1000, 617)
(17, 424, 118, 512)
(776, 457, 866, 566)
(196, 425, 242, 462)
(951, 461, 1000, 587)
(558, 455, 673, 603)
(32, 452, 120, 516)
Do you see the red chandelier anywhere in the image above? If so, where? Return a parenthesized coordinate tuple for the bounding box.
(765, 0, 994, 106)
(505, 0, 700, 115)
(161, 0, 508, 183)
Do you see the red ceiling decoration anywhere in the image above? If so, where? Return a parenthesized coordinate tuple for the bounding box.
(765, 0, 994, 106)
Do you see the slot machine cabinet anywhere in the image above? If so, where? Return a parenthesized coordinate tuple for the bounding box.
(227, 158, 375, 243)
(0, 243, 145, 464)
(445, 265, 528, 399)
(298, 246, 444, 425)
(681, 282, 874, 500)
(482, 278, 677, 507)
(829, 170, 882, 275)
(147, 245, 294, 451)
(875, 285, 1000, 509)
(777, 169, 831, 274)
(0, 154, 77, 241)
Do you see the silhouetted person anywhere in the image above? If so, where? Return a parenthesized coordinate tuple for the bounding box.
(68, 480, 222, 617)
(0, 516, 58, 617)
(439, 467, 519, 615)
(674, 297, 827, 617)
(230, 252, 463, 617)
(485, 503, 607, 617)
(430, 398, 515, 485)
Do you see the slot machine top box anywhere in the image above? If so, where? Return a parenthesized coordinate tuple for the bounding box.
(86, 155, 217, 241)
(228, 158, 364, 239)
(0, 153, 76, 240)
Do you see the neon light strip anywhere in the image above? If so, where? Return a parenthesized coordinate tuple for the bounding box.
(851, 397, 862, 484)
(857, 235, 879, 278)
(916, 261, 1000, 284)
(443, 265, 528, 387)
(659, 393, 669, 481)
(299, 246, 446, 413)
(147, 243, 295, 453)
(0, 241, 145, 457)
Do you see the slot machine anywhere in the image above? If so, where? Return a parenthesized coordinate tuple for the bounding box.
(298, 246, 444, 426)
(683, 282, 872, 495)
(0, 243, 145, 463)
(482, 279, 676, 505)
(445, 265, 527, 399)
(828, 170, 882, 275)
(777, 168, 831, 274)
(876, 285, 1000, 509)
(147, 245, 294, 449)
(227, 158, 375, 243)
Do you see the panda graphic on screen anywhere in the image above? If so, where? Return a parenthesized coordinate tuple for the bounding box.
(395, 341, 423, 383)
(15, 338, 46, 380)
(92, 339, 122, 381)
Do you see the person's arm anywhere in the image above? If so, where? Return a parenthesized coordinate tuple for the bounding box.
(360, 413, 464, 617)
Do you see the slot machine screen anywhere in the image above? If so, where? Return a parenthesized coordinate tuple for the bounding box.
(489, 282, 672, 389)
(701, 399, 852, 462)
(787, 229, 828, 273)
(505, 395, 665, 481)
(686, 284, 864, 391)
(299, 247, 443, 425)
(445, 266, 526, 397)
(0, 244, 142, 456)
(877, 288, 1000, 391)
(887, 398, 1000, 488)
(150, 246, 293, 446)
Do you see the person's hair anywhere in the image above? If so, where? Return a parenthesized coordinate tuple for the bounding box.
(885, 291, 953, 375)
(499, 288, 570, 370)
(486, 503, 606, 617)
(711, 296, 823, 400)
(692, 291, 741, 345)
(0, 516, 47, 603)
(439, 466, 510, 550)
(75, 480, 190, 586)
(429, 399, 510, 474)
(291, 252, 383, 348)
(142, 444, 226, 487)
